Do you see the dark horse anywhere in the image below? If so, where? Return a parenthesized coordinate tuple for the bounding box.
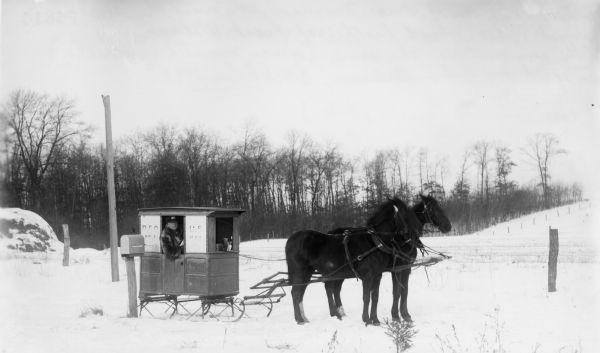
(327, 194, 452, 322)
(390, 194, 451, 321)
(285, 198, 421, 325)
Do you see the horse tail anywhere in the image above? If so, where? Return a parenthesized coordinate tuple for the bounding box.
(285, 230, 317, 284)
(285, 231, 301, 283)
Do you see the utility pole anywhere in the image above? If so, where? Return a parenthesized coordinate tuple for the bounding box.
(102, 95, 119, 282)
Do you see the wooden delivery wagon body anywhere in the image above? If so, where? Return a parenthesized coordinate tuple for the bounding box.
(138, 207, 245, 299)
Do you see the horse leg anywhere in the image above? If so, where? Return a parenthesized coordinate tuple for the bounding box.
(391, 271, 402, 321)
(369, 273, 382, 325)
(324, 281, 340, 318)
(361, 276, 372, 324)
(291, 282, 304, 324)
(399, 269, 412, 322)
(298, 279, 310, 323)
(290, 271, 312, 324)
(333, 280, 346, 317)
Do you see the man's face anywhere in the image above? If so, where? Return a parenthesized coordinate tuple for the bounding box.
(167, 221, 177, 230)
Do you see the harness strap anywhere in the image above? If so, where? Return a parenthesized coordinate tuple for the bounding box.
(342, 235, 361, 280)
(369, 232, 394, 255)
(341, 230, 409, 280)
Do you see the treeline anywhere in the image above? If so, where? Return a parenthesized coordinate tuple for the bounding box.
(1, 91, 582, 248)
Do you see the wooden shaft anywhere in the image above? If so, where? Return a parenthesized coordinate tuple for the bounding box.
(62, 224, 70, 266)
(102, 95, 119, 282)
(125, 257, 138, 317)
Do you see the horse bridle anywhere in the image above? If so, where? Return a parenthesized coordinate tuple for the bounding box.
(416, 201, 435, 228)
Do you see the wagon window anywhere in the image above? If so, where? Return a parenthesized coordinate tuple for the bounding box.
(215, 217, 234, 252)
(160, 215, 185, 254)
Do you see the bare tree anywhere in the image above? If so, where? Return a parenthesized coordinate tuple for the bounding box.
(364, 151, 390, 207)
(179, 127, 211, 206)
(285, 132, 309, 214)
(434, 154, 448, 198)
(472, 140, 491, 200)
(4, 90, 83, 210)
(522, 133, 566, 208)
(401, 146, 414, 199)
(0, 104, 9, 206)
(452, 151, 471, 202)
(143, 124, 187, 206)
(306, 144, 327, 216)
(144, 123, 179, 157)
(417, 148, 429, 193)
(494, 145, 516, 197)
(234, 127, 272, 211)
(119, 132, 150, 206)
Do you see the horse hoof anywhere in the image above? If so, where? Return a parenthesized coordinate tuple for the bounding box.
(296, 318, 308, 325)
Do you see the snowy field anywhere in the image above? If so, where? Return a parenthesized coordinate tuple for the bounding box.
(1, 202, 598, 353)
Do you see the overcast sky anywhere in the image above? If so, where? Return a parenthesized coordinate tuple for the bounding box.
(1, 0, 599, 194)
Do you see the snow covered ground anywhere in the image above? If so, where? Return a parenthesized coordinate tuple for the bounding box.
(0, 202, 598, 353)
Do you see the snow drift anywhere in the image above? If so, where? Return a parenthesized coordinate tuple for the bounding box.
(0, 208, 61, 253)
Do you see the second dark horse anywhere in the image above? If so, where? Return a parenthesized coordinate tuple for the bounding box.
(285, 198, 421, 325)
(329, 194, 452, 322)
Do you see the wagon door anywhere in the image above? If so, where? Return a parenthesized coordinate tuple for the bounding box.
(163, 257, 185, 294)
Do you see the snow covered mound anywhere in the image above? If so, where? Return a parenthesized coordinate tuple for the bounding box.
(0, 208, 61, 253)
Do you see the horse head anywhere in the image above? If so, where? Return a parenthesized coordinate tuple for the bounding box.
(367, 198, 418, 242)
(418, 194, 452, 233)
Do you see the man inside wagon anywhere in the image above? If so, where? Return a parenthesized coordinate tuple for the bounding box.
(161, 217, 184, 259)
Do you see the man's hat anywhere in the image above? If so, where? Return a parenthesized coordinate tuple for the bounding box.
(168, 217, 177, 223)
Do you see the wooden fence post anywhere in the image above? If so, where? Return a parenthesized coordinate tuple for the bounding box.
(548, 227, 559, 292)
(125, 256, 138, 317)
(62, 224, 70, 266)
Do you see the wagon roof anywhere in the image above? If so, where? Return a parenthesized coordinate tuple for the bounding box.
(137, 207, 245, 216)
